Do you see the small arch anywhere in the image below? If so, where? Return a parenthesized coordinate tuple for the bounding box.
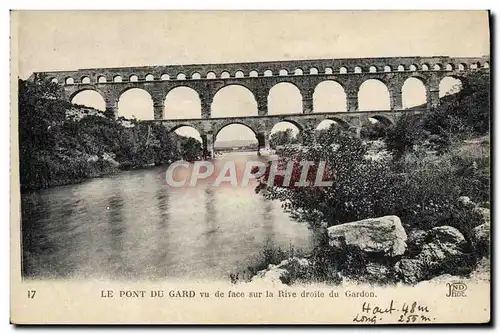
(458, 64, 466, 71)
(176, 73, 186, 80)
(369, 66, 377, 73)
(397, 65, 405, 72)
(409, 64, 417, 71)
(129, 75, 138, 82)
(191, 72, 201, 80)
(484, 62, 490, 69)
(279, 69, 289, 76)
(324, 67, 333, 74)
(161, 73, 170, 80)
(113, 75, 123, 83)
(81, 76, 91, 84)
(145, 74, 155, 81)
(65, 77, 74, 85)
(383, 65, 392, 72)
(294, 68, 304, 76)
(354, 66, 362, 73)
(235, 70, 244, 78)
(220, 71, 231, 79)
(264, 70, 273, 77)
(50, 78, 58, 83)
(249, 70, 259, 77)
(433, 64, 442, 71)
(470, 63, 478, 70)
(309, 67, 319, 75)
(339, 67, 348, 74)
(97, 76, 107, 83)
(421, 64, 429, 71)
(445, 64, 454, 71)
(207, 72, 216, 79)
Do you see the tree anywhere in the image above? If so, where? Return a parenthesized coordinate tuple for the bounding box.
(269, 128, 298, 148)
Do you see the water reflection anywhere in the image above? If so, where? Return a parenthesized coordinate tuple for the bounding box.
(21, 154, 314, 281)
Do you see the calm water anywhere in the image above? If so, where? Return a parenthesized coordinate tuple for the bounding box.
(21, 153, 314, 281)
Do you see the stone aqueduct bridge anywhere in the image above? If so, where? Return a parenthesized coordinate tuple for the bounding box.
(33, 55, 489, 155)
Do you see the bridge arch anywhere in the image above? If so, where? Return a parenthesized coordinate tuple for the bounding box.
(268, 82, 303, 115)
(164, 86, 201, 120)
(117, 88, 154, 120)
(402, 77, 427, 109)
(358, 79, 391, 111)
(313, 80, 347, 113)
(211, 84, 258, 118)
(169, 124, 203, 142)
(315, 118, 351, 130)
(70, 88, 106, 111)
(439, 76, 463, 98)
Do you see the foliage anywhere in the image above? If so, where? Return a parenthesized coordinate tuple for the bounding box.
(18, 77, 201, 191)
(386, 71, 489, 157)
(269, 128, 298, 148)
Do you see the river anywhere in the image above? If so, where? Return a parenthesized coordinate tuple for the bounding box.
(21, 153, 315, 281)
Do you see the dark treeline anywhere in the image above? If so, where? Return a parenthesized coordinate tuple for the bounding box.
(18, 77, 202, 192)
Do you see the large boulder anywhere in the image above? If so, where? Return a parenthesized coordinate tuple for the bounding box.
(327, 215, 407, 257)
(394, 226, 467, 284)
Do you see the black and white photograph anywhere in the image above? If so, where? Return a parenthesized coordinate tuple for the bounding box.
(10, 10, 491, 324)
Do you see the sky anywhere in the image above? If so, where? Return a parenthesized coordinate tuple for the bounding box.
(14, 11, 490, 142)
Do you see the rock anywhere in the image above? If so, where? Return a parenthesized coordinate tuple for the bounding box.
(474, 207, 490, 225)
(470, 223, 490, 254)
(364, 263, 391, 283)
(87, 155, 99, 163)
(327, 215, 407, 257)
(394, 259, 425, 284)
(394, 226, 468, 284)
(251, 257, 311, 285)
(419, 226, 466, 265)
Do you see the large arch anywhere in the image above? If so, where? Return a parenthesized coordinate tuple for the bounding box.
(213, 123, 259, 151)
(402, 77, 427, 109)
(313, 80, 347, 113)
(171, 125, 203, 143)
(269, 121, 301, 148)
(316, 118, 350, 131)
(268, 82, 302, 115)
(358, 79, 390, 111)
(117, 88, 154, 120)
(211, 85, 258, 118)
(439, 76, 463, 98)
(164, 86, 201, 120)
(70, 89, 106, 111)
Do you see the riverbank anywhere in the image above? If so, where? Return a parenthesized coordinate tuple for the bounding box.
(18, 78, 202, 192)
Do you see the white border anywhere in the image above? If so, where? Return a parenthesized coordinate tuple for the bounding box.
(1, 1, 497, 332)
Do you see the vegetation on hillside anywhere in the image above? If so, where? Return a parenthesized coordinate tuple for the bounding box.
(18, 76, 202, 191)
(250, 71, 490, 284)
